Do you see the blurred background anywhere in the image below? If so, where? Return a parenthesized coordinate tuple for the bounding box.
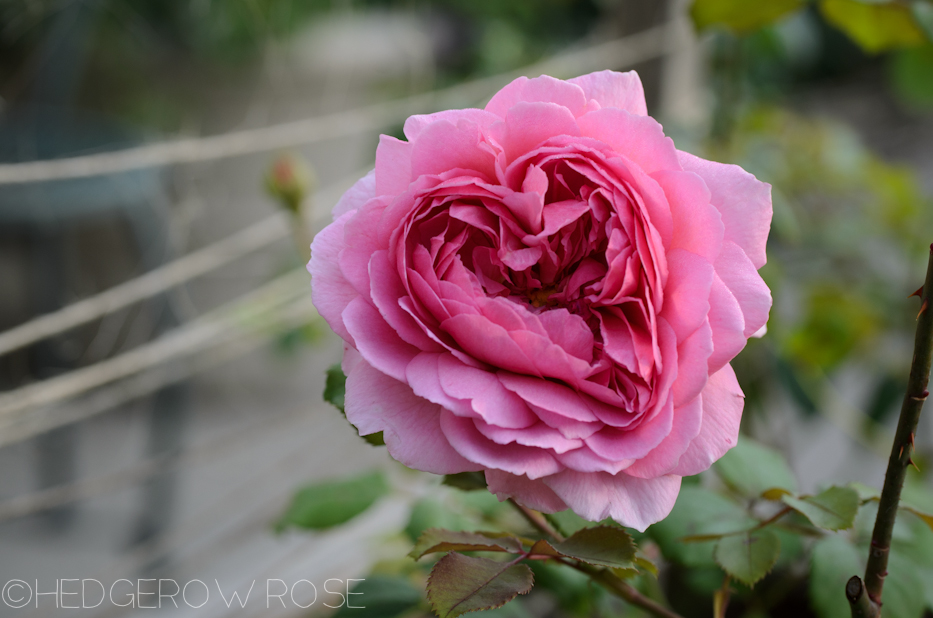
(0, 0, 932, 616)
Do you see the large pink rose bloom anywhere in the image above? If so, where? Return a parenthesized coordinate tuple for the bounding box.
(310, 71, 771, 531)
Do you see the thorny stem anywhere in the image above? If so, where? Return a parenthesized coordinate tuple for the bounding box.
(506, 501, 685, 618)
(850, 245, 933, 617)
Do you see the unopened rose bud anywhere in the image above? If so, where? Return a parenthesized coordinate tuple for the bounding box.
(266, 153, 315, 215)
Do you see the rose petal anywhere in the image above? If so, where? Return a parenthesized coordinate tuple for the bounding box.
(343, 296, 419, 382)
(623, 395, 703, 478)
(678, 151, 772, 269)
(309, 211, 358, 341)
(410, 119, 497, 181)
(495, 102, 581, 165)
(437, 354, 538, 429)
(404, 109, 500, 141)
(375, 135, 413, 196)
(440, 411, 563, 479)
(714, 241, 772, 338)
(568, 70, 648, 116)
(485, 470, 568, 513)
(543, 470, 681, 531)
(672, 364, 744, 476)
(370, 250, 443, 351)
(485, 75, 589, 119)
(706, 272, 747, 373)
(659, 248, 714, 341)
(577, 108, 679, 174)
(654, 169, 724, 263)
(345, 355, 480, 474)
(475, 420, 583, 454)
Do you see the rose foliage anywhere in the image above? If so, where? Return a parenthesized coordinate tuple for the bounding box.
(309, 70, 772, 531)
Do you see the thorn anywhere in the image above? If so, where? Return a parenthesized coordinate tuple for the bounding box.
(910, 458, 922, 472)
(910, 286, 924, 299)
(919, 299, 929, 320)
(911, 432, 916, 448)
(900, 444, 905, 458)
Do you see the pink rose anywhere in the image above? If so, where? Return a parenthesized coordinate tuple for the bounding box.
(310, 71, 771, 531)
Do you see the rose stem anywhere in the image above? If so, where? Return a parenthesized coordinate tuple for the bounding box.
(506, 500, 685, 618)
(508, 499, 563, 541)
(849, 244, 933, 617)
(565, 561, 685, 618)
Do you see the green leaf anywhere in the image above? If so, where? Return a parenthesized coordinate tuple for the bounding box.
(648, 486, 755, 568)
(529, 526, 637, 569)
(410, 529, 524, 560)
(782, 486, 859, 531)
(819, 0, 927, 53)
(890, 511, 933, 613)
(885, 553, 927, 618)
(714, 438, 797, 498)
(810, 536, 863, 618)
(443, 472, 488, 491)
(333, 576, 422, 618)
(276, 470, 388, 531)
(362, 431, 386, 446)
(891, 46, 933, 109)
(714, 529, 781, 585)
(849, 481, 880, 501)
(691, 0, 805, 33)
(427, 553, 534, 618)
(324, 364, 346, 412)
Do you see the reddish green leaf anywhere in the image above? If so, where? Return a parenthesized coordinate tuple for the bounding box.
(427, 553, 534, 618)
(411, 529, 524, 560)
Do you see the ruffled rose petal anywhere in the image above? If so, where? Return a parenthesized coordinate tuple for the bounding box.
(403, 109, 500, 141)
(714, 241, 772, 338)
(672, 364, 744, 476)
(543, 470, 681, 531)
(440, 411, 563, 479)
(568, 70, 648, 116)
(375, 136, 413, 197)
(678, 151, 772, 269)
(623, 395, 703, 478)
(577, 108, 679, 174)
(495, 102, 581, 165)
(345, 354, 480, 475)
(309, 211, 358, 342)
(485, 470, 568, 513)
(485, 75, 589, 119)
(409, 119, 498, 181)
(706, 273, 747, 373)
(437, 354, 538, 429)
(343, 296, 419, 382)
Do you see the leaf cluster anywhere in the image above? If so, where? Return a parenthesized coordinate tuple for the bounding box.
(647, 437, 933, 618)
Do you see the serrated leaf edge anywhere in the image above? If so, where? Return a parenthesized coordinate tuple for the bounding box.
(714, 529, 781, 586)
(426, 553, 534, 618)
